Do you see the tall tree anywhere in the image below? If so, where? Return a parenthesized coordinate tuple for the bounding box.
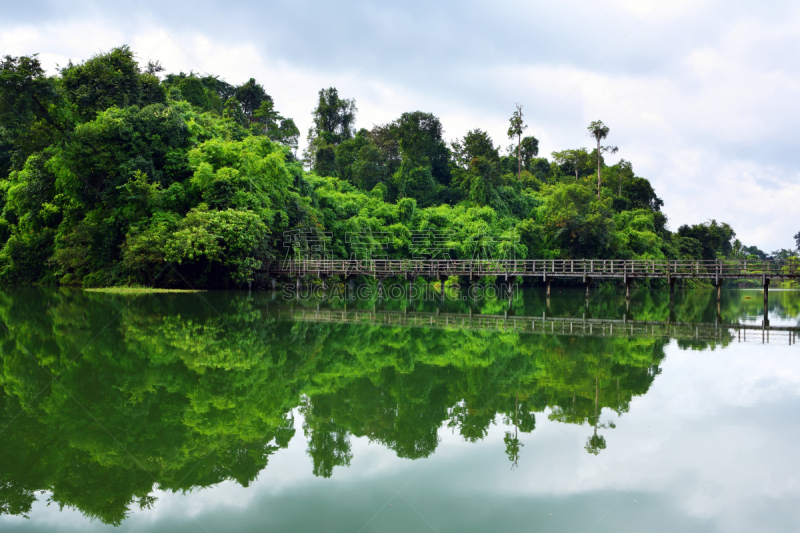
(367, 123, 401, 174)
(0, 54, 67, 176)
(254, 100, 300, 150)
(451, 128, 500, 165)
(519, 136, 539, 171)
(587, 120, 618, 200)
(305, 87, 357, 175)
(309, 87, 356, 145)
(60, 45, 165, 122)
(235, 78, 271, 124)
(393, 111, 450, 185)
(615, 159, 633, 195)
(795, 231, 800, 252)
(507, 103, 526, 181)
(676, 220, 736, 260)
(551, 148, 590, 180)
(450, 129, 502, 206)
(178, 76, 209, 109)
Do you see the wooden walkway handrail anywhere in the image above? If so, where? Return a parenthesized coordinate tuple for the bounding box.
(265, 258, 800, 280)
(267, 306, 799, 343)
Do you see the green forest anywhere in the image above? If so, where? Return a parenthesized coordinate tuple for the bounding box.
(1, 46, 797, 289)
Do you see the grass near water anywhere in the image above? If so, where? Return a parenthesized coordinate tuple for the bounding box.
(84, 287, 203, 294)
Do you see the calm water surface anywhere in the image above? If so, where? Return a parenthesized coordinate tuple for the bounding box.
(1, 286, 799, 532)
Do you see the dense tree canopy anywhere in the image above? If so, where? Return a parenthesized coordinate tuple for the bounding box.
(0, 45, 791, 288)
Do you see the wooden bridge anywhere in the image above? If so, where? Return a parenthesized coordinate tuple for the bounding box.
(267, 306, 799, 345)
(265, 259, 799, 302)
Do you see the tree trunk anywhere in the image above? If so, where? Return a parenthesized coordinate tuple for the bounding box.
(31, 94, 65, 133)
(593, 377, 599, 437)
(517, 135, 521, 181)
(596, 139, 602, 201)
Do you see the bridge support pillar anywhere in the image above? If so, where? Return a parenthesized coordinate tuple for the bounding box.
(716, 279, 722, 302)
(438, 275, 448, 300)
(625, 278, 631, 300)
(546, 279, 551, 298)
(669, 278, 675, 301)
(763, 277, 770, 310)
(271, 278, 276, 291)
(585, 281, 590, 299)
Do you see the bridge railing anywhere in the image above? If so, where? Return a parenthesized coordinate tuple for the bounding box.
(268, 307, 799, 343)
(269, 259, 799, 278)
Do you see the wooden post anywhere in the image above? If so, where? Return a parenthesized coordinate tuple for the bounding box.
(625, 279, 630, 300)
(546, 279, 551, 298)
(585, 281, 590, 299)
(763, 277, 770, 310)
(716, 279, 722, 302)
(669, 278, 675, 301)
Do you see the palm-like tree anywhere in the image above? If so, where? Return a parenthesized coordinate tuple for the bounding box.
(588, 120, 618, 200)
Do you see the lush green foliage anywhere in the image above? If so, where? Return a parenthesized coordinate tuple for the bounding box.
(0, 46, 789, 288)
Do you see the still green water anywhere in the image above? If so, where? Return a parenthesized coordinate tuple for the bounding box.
(0, 286, 798, 532)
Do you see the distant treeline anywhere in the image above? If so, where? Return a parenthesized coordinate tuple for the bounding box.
(0, 46, 797, 288)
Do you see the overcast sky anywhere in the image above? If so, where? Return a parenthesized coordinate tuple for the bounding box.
(1, 0, 798, 251)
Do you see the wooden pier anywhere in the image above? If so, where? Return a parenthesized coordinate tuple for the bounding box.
(265, 259, 799, 303)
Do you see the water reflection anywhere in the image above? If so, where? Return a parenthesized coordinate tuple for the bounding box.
(0, 287, 796, 526)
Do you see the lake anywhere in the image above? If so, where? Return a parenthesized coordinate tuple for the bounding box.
(1, 285, 798, 532)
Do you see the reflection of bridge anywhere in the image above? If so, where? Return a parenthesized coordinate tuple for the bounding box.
(269, 307, 799, 345)
(265, 259, 799, 302)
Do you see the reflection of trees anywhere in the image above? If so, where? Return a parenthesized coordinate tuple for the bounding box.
(0, 289, 668, 525)
(543, 336, 660, 455)
(0, 290, 304, 525)
(502, 394, 536, 468)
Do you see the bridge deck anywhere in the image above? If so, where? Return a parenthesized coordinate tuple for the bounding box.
(266, 259, 800, 280)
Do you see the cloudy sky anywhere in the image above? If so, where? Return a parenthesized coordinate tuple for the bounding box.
(1, 0, 798, 251)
